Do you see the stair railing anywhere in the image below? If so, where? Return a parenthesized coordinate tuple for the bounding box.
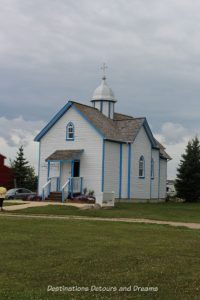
(42, 179, 51, 201)
(70, 177, 83, 196)
(61, 179, 70, 203)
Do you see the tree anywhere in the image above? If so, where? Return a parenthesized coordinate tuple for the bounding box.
(176, 136, 200, 202)
(10, 146, 37, 191)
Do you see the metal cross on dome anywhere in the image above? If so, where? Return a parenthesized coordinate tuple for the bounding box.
(101, 63, 108, 78)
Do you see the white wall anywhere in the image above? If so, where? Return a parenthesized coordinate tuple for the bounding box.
(104, 141, 120, 197)
(102, 102, 109, 117)
(131, 126, 152, 199)
(159, 159, 167, 199)
(121, 144, 128, 198)
(38, 105, 103, 200)
(151, 149, 160, 199)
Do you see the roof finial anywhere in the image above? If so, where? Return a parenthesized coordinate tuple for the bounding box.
(101, 62, 108, 80)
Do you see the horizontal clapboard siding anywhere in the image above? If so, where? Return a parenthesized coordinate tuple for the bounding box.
(39, 106, 102, 200)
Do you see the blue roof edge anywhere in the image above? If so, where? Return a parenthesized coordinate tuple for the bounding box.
(143, 118, 158, 148)
(34, 102, 72, 142)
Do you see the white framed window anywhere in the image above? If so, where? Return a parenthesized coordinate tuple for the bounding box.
(66, 122, 74, 140)
(139, 156, 145, 178)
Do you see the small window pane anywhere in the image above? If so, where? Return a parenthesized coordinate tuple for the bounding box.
(66, 123, 74, 140)
(139, 156, 144, 177)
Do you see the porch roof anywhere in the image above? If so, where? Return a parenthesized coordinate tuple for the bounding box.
(45, 149, 84, 161)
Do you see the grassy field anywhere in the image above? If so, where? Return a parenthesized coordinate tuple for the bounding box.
(11, 202, 200, 223)
(0, 216, 200, 300)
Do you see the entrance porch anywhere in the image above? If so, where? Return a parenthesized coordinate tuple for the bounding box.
(42, 149, 84, 202)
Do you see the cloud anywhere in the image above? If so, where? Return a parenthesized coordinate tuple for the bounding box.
(1, 0, 200, 178)
(1, 0, 200, 127)
(155, 121, 198, 179)
(0, 116, 44, 171)
(0, 116, 44, 147)
(158, 122, 189, 145)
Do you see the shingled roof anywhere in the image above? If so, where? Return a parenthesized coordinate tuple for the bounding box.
(72, 102, 170, 159)
(46, 149, 84, 161)
(155, 140, 172, 160)
(35, 100, 171, 160)
(72, 102, 145, 143)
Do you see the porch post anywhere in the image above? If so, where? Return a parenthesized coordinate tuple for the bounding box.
(47, 161, 51, 193)
(80, 177, 83, 194)
(59, 161, 62, 191)
(71, 177, 74, 198)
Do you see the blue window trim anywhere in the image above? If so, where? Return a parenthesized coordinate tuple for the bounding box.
(127, 143, 131, 199)
(66, 122, 75, 141)
(139, 155, 145, 178)
(101, 139, 105, 192)
(119, 144, 123, 198)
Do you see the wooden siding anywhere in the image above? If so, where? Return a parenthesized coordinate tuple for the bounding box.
(104, 141, 120, 197)
(159, 159, 167, 199)
(39, 106, 103, 200)
(131, 126, 152, 199)
(151, 149, 160, 199)
(121, 144, 128, 198)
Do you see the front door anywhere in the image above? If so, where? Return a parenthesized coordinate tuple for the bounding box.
(72, 160, 80, 177)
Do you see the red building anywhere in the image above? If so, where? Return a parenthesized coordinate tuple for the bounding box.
(0, 154, 14, 189)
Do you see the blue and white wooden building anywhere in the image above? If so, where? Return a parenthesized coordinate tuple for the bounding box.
(34, 74, 171, 204)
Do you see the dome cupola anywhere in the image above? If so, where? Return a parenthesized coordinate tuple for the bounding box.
(91, 64, 117, 119)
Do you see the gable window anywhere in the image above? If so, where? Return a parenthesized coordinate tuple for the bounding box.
(151, 158, 154, 179)
(66, 122, 74, 140)
(139, 156, 145, 178)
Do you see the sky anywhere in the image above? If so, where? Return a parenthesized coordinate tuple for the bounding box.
(1, 0, 200, 179)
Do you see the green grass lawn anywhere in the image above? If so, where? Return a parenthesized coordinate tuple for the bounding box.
(11, 202, 200, 223)
(0, 217, 200, 300)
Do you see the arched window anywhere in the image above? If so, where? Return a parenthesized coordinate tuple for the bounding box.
(151, 158, 154, 179)
(66, 122, 74, 140)
(139, 156, 145, 178)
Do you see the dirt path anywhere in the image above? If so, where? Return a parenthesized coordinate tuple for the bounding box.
(4, 201, 91, 211)
(0, 213, 200, 229)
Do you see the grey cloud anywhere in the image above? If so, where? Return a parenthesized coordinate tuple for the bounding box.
(0, 116, 44, 147)
(1, 0, 200, 177)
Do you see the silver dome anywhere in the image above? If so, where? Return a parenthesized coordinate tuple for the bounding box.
(91, 76, 116, 102)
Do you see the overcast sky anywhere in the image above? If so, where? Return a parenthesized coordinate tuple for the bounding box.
(1, 0, 200, 178)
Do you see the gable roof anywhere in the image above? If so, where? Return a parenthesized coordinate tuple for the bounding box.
(34, 100, 170, 159)
(46, 149, 84, 161)
(34, 102, 72, 142)
(113, 112, 134, 120)
(72, 101, 147, 143)
(155, 139, 172, 160)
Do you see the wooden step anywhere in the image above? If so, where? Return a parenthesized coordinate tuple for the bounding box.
(49, 192, 62, 196)
(46, 192, 62, 202)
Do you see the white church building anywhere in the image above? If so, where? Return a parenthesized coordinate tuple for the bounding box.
(35, 73, 171, 204)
